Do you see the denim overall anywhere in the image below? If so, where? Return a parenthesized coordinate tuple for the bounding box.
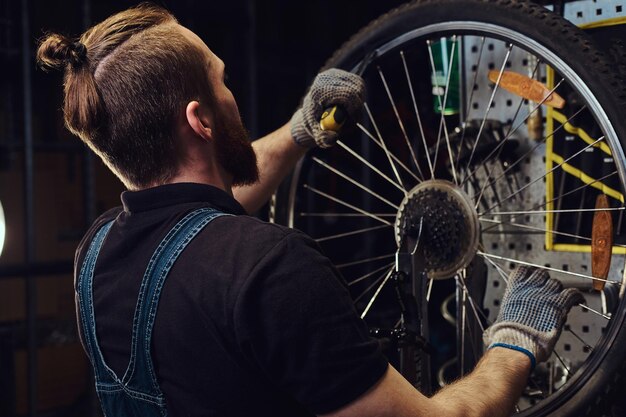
(77, 208, 227, 417)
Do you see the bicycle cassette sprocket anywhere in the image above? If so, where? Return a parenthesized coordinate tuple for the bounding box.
(395, 180, 480, 279)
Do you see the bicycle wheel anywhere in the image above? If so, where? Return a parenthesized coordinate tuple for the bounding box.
(276, 0, 626, 415)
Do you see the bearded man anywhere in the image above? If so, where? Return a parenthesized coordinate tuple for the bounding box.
(38, 4, 582, 417)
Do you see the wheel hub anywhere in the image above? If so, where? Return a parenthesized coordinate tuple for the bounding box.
(395, 180, 480, 279)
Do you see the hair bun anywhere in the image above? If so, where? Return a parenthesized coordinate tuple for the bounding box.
(37, 33, 88, 71)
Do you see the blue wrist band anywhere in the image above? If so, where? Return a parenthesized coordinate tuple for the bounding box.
(489, 342, 537, 370)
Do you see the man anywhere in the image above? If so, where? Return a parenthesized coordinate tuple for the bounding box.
(37, 4, 583, 417)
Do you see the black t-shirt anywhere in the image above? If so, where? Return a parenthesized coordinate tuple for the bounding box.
(74, 183, 388, 417)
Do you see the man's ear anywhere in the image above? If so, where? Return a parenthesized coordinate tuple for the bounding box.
(185, 101, 213, 142)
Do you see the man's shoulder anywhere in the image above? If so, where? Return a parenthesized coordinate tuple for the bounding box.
(75, 207, 123, 253)
(208, 213, 310, 254)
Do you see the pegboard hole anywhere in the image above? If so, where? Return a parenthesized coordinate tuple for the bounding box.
(564, 324, 570, 331)
(508, 243, 515, 250)
(583, 345, 591, 353)
(473, 83, 479, 91)
(522, 58, 528, 66)
(509, 263, 516, 270)
(596, 8, 602, 15)
(581, 265, 588, 272)
(582, 325, 589, 333)
(564, 343, 571, 351)
(506, 99, 513, 107)
(494, 299, 500, 306)
(473, 102, 479, 109)
(471, 45, 478, 53)
(617, 5, 623, 13)
(577, 11, 583, 18)
(562, 264, 569, 271)
(526, 243, 532, 251)
(491, 242, 498, 250)
(493, 280, 500, 288)
(488, 62, 495, 70)
(471, 64, 478, 72)
(488, 43, 495, 51)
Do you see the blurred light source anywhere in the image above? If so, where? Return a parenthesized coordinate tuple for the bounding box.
(0, 201, 5, 256)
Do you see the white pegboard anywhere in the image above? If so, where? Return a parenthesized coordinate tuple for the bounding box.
(559, 0, 626, 26)
(456, 5, 626, 390)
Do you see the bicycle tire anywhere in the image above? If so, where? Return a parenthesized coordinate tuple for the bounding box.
(278, 1, 626, 416)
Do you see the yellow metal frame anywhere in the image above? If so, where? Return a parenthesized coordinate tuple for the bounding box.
(544, 17, 626, 253)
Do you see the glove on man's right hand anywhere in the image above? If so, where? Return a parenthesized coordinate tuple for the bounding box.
(290, 68, 365, 149)
(483, 266, 584, 368)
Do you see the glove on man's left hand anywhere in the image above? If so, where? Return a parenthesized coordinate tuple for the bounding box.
(483, 266, 584, 368)
(290, 68, 365, 148)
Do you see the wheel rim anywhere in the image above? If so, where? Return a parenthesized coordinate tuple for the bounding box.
(286, 21, 626, 414)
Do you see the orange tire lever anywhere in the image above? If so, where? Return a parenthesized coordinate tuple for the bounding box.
(591, 194, 613, 291)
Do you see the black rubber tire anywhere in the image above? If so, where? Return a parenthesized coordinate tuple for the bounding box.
(280, 1, 626, 416)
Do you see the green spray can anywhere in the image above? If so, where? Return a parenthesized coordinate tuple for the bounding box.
(430, 37, 460, 115)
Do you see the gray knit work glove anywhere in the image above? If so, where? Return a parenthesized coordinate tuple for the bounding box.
(483, 266, 585, 368)
(290, 68, 365, 148)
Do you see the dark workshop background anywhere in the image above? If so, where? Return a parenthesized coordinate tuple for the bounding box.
(0, 0, 407, 415)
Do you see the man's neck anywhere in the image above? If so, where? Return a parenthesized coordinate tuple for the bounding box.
(165, 169, 233, 196)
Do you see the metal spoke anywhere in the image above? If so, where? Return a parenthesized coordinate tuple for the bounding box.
(480, 218, 593, 242)
(482, 207, 625, 217)
(481, 136, 606, 215)
(458, 274, 489, 331)
(401, 50, 434, 178)
(353, 269, 388, 305)
(477, 251, 619, 285)
(502, 59, 541, 139)
(357, 123, 421, 182)
(455, 36, 486, 169)
(427, 36, 459, 183)
(468, 106, 587, 197)
(348, 262, 395, 286)
(481, 254, 613, 319)
(377, 66, 424, 180)
(315, 224, 391, 243)
(579, 304, 611, 320)
(426, 38, 456, 176)
(312, 157, 399, 210)
(303, 184, 394, 226)
(364, 103, 406, 189)
(471, 78, 566, 203)
(300, 212, 396, 218)
(482, 254, 510, 285)
(553, 350, 572, 376)
(337, 140, 406, 193)
(426, 39, 443, 166)
(336, 253, 395, 269)
(361, 268, 395, 318)
(536, 171, 619, 213)
(566, 327, 593, 352)
(464, 43, 513, 178)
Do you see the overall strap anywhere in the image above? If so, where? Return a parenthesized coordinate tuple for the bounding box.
(76, 220, 115, 381)
(122, 207, 228, 394)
